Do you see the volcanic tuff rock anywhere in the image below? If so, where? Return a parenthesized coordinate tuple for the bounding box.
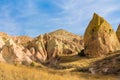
(0, 38, 32, 65)
(84, 13, 120, 57)
(27, 30, 83, 64)
(12, 36, 33, 46)
(0, 29, 83, 65)
(0, 32, 10, 39)
(0, 37, 5, 48)
(48, 29, 84, 54)
(116, 24, 120, 42)
(27, 34, 47, 63)
(89, 51, 120, 74)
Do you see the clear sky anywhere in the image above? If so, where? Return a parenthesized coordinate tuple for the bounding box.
(0, 0, 120, 37)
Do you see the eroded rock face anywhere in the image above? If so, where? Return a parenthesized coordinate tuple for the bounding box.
(47, 38, 61, 59)
(26, 30, 84, 64)
(27, 35, 47, 63)
(12, 36, 33, 46)
(48, 29, 84, 55)
(89, 52, 120, 74)
(0, 39, 32, 65)
(0, 29, 84, 65)
(116, 24, 120, 42)
(0, 37, 5, 48)
(84, 13, 120, 57)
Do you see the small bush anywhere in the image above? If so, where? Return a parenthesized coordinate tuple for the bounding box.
(30, 62, 35, 67)
(78, 49, 85, 57)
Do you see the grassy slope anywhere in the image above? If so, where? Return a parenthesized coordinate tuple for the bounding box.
(0, 62, 82, 80)
(0, 54, 120, 80)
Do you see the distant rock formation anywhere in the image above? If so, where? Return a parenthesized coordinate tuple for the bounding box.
(48, 29, 84, 54)
(12, 36, 33, 46)
(27, 30, 83, 64)
(84, 13, 120, 57)
(116, 24, 120, 41)
(0, 29, 84, 65)
(0, 32, 10, 39)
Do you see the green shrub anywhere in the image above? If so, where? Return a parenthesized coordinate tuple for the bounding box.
(30, 62, 35, 67)
(78, 49, 85, 57)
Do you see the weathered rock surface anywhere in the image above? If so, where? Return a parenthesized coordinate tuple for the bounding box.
(0, 39, 32, 65)
(49, 29, 84, 54)
(89, 51, 120, 74)
(0, 27, 83, 65)
(0, 32, 10, 39)
(27, 35, 47, 63)
(12, 36, 33, 46)
(26, 30, 83, 64)
(116, 24, 120, 41)
(0, 37, 5, 48)
(84, 13, 120, 57)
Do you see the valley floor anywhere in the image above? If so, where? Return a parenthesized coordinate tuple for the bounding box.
(0, 54, 119, 80)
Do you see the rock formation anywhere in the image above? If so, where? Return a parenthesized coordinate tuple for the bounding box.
(84, 13, 120, 57)
(0, 32, 10, 39)
(0, 37, 5, 48)
(0, 28, 83, 65)
(48, 29, 84, 54)
(116, 24, 120, 41)
(0, 39, 32, 65)
(26, 30, 83, 64)
(27, 35, 47, 63)
(12, 36, 33, 46)
(89, 52, 120, 74)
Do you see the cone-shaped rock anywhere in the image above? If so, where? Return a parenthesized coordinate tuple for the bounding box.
(84, 13, 120, 57)
(116, 24, 120, 41)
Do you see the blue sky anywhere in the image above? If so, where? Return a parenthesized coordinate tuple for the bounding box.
(0, 0, 120, 37)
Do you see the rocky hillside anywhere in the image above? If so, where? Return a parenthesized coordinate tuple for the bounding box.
(89, 51, 120, 74)
(0, 30, 83, 65)
(26, 30, 83, 64)
(84, 13, 120, 57)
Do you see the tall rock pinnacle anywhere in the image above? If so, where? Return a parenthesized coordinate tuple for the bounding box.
(84, 13, 120, 57)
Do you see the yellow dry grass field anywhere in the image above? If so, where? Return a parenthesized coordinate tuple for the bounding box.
(0, 54, 119, 80)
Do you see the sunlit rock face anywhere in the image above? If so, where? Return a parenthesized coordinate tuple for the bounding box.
(0, 29, 84, 65)
(27, 30, 84, 64)
(84, 13, 120, 57)
(116, 24, 120, 42)
(0, 39, 32, 65)
(27, 34, 48, 63)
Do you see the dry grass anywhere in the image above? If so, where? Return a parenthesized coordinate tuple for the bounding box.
(0, 62, 80, 80)
(0, 54, 120, 80)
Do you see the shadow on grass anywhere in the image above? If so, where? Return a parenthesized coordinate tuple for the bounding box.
(60, 54, 88, 63)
